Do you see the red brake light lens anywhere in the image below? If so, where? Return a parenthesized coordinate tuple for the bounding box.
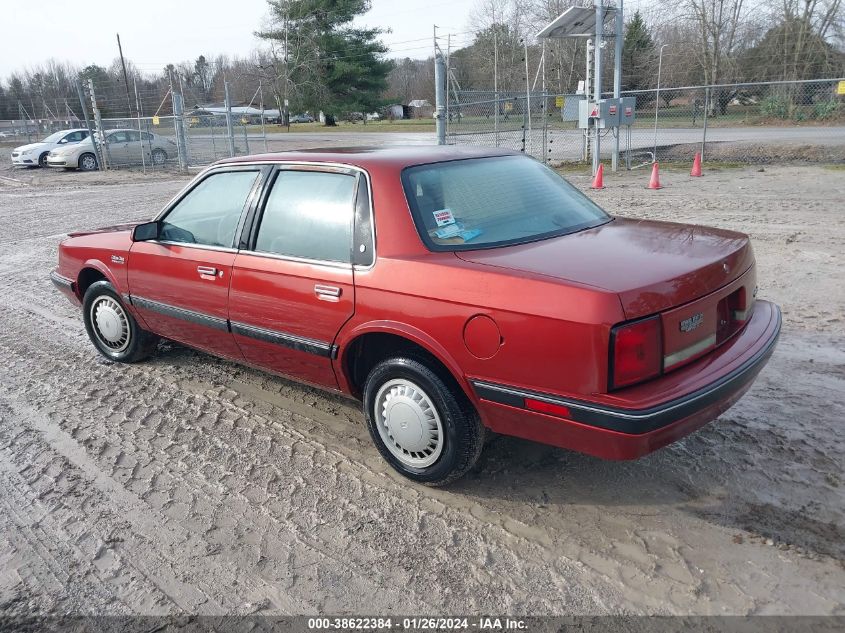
(610, 316, 663, 389)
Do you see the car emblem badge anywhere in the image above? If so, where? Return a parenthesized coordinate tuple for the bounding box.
(680, 313, 704, 332)
(111, 255, 125, 264)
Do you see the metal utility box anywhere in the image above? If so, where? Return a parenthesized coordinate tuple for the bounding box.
(578, 98, 621, 129)
(619, 97, 637, 125)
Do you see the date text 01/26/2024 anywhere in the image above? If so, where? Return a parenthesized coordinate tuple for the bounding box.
(307, 617, 528, 630)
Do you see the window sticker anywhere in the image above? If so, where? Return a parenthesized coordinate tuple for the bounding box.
(434, 223, 462, 239)
(432, 208, 455, 227)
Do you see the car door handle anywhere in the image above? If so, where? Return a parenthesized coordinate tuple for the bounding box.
(197, 266, 219, 278)
(315, 284, 341, 301)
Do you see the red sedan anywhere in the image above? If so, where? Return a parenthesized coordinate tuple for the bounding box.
(51, 147, 781, 485)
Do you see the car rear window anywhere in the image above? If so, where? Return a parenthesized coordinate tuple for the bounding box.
(402, 155, 610, 251)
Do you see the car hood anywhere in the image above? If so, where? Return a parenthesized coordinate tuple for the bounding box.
(455, 217, 753, 318)
(14, 142, 47, 153)
(67, 222, 140, 238)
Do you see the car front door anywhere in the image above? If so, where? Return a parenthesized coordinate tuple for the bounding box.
(104, 131, 131, 166)
(228, 165, 368, 389)
(128, 167, 263, 359)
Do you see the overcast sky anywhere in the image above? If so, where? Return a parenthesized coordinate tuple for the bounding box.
(2, 0, 479, 79)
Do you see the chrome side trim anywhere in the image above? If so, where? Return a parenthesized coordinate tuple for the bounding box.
(131, 295, 229, 332)
(230, 320, 337, 359)
(150, 240, 239, 254)
(237, 249, 353, 270)
(664, 333, 717, 369)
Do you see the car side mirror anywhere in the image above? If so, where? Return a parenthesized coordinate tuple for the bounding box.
(132, 221, 160, 242)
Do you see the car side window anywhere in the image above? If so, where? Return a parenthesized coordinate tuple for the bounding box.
(64, 131, 83, 142)
(160, 170, 259, 248)
(109, 131, 129, 143)
(255, 170, 356, 263)
(127, 131, 141, 142)
(141, 132, 153, 141)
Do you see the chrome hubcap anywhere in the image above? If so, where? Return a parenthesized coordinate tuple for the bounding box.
(375, 379, 443, 468)
(81, 155, 96, 169)
(90, 296, 130, 352)
(152, 151, 165, 164)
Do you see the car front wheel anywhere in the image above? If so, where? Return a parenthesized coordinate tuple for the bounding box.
(82, 280, 159, 363)
(79, 152, 98, 171)
(363, 356, 484, 486)
(38, 152, 48, 167)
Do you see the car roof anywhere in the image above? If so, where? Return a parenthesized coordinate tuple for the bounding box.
(214, 145, 521, 170)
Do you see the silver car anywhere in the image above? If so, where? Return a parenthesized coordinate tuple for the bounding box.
(47, 129, 176, 170)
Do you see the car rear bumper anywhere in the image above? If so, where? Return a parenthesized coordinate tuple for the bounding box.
(471, 300, 781, 460)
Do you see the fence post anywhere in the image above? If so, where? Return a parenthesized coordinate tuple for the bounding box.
(87, 79, 109, 170)
(74, 83, 100, 171)
(224, 81, 236, 156)
(243, 124, 250, 155)
(434, 51, 446, 145)
(701, 87, 710, 162)
(172, 91, 188, 170)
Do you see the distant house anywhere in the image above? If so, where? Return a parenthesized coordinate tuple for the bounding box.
(407, 99, 433, 119)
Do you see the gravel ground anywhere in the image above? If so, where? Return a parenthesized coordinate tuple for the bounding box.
(0, 164, 843, 616)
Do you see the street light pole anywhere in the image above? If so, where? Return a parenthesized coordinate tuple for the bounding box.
(652, 44, 668, 163)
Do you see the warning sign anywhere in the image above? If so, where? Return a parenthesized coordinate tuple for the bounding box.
(152, 116, 160, 126)
(609, 105, 617, 115)
(838, 80, 845, 95)
(624, 107, 633, 116)
(589, 105, 599, 118)
(555, 96, 565, 108)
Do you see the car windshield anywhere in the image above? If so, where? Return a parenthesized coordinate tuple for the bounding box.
(41, 131, 68, 144)
(402, 155, 611, 251)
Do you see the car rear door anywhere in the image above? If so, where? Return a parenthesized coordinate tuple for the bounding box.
(228, 165, 369, 389)
(128, 166, 263, 359)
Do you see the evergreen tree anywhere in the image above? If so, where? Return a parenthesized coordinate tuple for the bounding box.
(258, 0, 391, 125)
(621, 11, 655, 92)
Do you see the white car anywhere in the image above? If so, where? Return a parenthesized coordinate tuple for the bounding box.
(11, 129, 90, 168)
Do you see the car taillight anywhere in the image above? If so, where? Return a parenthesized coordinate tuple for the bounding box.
(610, 316, 662, 390)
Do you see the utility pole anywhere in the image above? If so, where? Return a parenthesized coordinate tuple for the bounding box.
(592, 2, 604, 176)
(74, 82, 98, 170)
(116, 33, 134, 117)
(434, 26, 446, 145)
(612, 0, 623, 171)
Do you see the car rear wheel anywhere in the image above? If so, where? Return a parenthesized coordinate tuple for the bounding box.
(83, 281, 159, 363)
(38, 152, 48, 167)
(79, 152, 98, 171)
(151, 149, 167, 165)
(363, 356, 484, 486)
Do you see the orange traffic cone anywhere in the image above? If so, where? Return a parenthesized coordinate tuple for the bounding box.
(648, 162, 663, 189)
(690, 152, 702, 177)
(591, 163, 605, 189)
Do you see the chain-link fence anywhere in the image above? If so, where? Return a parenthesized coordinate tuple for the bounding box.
(447, 78, 845, 165)
(1, 79, 272, 172)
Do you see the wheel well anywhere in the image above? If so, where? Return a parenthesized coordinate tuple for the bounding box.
(344, 333, 462, 399)
(76, 267, 107, 298)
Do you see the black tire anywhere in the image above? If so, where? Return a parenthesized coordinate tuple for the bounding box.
(363, 356, 484, 486)
(38, 152, 48, 167)
(82, 280, 159, 363)
(151, 148, 167, 165)
(78, 152, 98, 171)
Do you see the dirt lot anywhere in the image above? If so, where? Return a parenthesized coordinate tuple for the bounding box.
(0, 164, 843, 616)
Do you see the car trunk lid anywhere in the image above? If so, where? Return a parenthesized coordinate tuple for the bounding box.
(456, 217, 757, 375)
